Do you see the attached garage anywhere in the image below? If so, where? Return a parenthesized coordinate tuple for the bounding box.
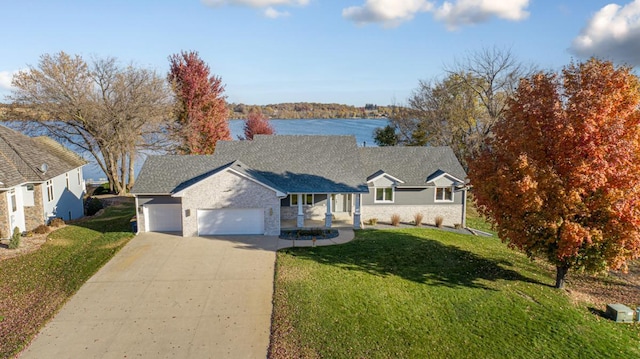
(145, 204, 182, 232)
(197, 208, 264, 235)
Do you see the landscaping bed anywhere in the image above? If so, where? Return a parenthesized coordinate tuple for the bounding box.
(279, 228, 339, 240)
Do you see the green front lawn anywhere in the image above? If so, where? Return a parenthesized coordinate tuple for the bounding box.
(0, 203, 135, 358)
(270, 228, 639, 358)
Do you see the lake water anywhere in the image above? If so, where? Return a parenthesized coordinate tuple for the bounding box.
(83, 118, 388, 181)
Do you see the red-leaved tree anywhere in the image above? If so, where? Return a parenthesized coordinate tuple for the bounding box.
(468, 58, 640, 289)
(240, 109, 275, 140)
(168, 51, 230, 154)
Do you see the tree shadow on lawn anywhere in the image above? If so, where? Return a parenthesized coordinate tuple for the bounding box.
(284, 231, 548, 290)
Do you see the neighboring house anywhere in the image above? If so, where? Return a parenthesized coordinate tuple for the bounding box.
(0, 125, 87, 237)
(131, 135, 467, 236)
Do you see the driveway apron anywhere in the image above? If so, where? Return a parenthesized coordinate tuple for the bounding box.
(20, 232, 278, 359)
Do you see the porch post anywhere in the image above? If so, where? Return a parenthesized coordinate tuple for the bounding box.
(296, 194, 304, 228)
(325, 194, 332, 228)
(353, 193, 362, 229)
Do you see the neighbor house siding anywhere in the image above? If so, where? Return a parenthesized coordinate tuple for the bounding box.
(24, 184, 45, 230)
(42, 169, 85, 222)
(0, 192, 9, 238)
(179, 171, 281, 236)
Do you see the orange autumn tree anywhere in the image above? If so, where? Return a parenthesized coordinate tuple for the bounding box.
(468, 58, 640, 289)
(240, 109, 275, 140)
(168, 51, 230, 154)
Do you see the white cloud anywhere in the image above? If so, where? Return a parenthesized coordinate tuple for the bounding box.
(342, 0, 434, 28)
(0, 70, 18, 91)
(264, 6, 290, 18)
(570, 1, 640, 66)
(201, 0, 308, 8)
(433, 0, 530, 30)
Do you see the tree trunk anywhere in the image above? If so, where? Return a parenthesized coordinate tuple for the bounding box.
(555, 265, 569, 289)
(127, 151, 135, 191)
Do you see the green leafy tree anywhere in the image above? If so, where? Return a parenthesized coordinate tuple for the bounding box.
(373, 124, 398, 146)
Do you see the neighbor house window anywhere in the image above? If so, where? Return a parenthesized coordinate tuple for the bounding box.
(10, 189, 16, 212)
(77, 169, 81, 185)
(46, 180, 54, 202)
(435, 187, 453, 202)
(375, 187, 394, 203)
(66, 173, 69, 189)
(290, 194, 314, 206)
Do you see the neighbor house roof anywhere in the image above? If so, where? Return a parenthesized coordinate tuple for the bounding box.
(0, 125, 87, 188)
(358, 146, 467, 187)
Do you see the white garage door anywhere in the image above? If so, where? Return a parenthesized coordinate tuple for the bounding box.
(197, 208, 264, 235)
(146, 204, 182, 232)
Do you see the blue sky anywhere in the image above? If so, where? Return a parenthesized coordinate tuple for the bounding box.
(2, 0, 640, 106)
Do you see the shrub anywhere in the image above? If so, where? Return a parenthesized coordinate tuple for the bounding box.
(391, 214, 401, 226)
(414, 213, 424, 227)
(49, 218, 65, 227)
(34, 224, 50, 234)
(92, 184, 110, 195)
(8, 227, 20, 249)
(368, 218, 378, 225)
(454, 223, 462, 229)
(85, 197, 104, 216)
(435, 216, 444, 228)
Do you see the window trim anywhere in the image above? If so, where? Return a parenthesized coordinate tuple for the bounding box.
(9, 189, 17, 212)
(290, 194, 314, 206)
(46, 180, 54, 202)
(374, 187, 394, 203)
(435, 186, 454, 202)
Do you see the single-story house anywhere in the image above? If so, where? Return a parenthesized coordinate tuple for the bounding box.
(0, 125, 87, 237)
(131, 135, 467, 236)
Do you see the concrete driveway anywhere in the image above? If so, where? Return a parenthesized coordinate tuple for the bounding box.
(20, 232, 278, 359)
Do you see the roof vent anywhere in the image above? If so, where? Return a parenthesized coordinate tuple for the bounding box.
(39, 163, 49, 174)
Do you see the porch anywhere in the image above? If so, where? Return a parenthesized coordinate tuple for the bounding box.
(280, 193, 363, 229)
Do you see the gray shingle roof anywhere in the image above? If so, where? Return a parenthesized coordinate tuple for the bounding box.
(132, 136, 467, 195)
(358, 146, 467, 186)
(131, 155, 227, 194)
(0, 125, 86, 188)
(214, 135, 369, 193)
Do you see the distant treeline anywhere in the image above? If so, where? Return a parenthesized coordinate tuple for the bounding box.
(228, 102, 392, 119)
(0, 102, 392, 121)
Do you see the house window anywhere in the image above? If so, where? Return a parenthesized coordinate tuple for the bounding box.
(435, 187, 454, 202)
(375, 187, 394, 203)
(290, 194, 314, 206)
(66, 173, 69, 189)
(46, 180, 54, 202)
(77, 169, 81, 185)
(10, 189, 17, 212)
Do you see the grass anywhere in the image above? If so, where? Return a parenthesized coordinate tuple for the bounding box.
(0, 203, 135, 358)
(466, 199, 496, 235)
(270, 228, 640, 358)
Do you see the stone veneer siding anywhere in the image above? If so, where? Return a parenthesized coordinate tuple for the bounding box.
(361, 204, 464, 227)
(179, 170, 281, 236)
(0, 192, 8, 239)
(281, 205, 328, 221)
(24, 184, 45, 231)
